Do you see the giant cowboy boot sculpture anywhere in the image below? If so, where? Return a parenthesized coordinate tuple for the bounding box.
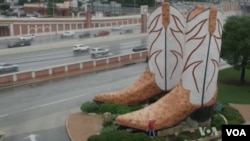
(115, 3, 223, 131)
(93, 67, 162, 105)
(93, 2, 186, 105)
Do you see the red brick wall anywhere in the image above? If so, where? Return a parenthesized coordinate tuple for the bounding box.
(120, 55, 130, 62)
(36, 69, 49, 78)
(16, 72, 32, 81)
(53, 66, 65, 74)
(68, 64, 80, 72)
(0, 75, 13, 84)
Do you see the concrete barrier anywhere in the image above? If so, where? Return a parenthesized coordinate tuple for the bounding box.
(0, 51, 148, 87)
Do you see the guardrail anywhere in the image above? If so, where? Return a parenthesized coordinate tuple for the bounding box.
(0, 51, 148, 87)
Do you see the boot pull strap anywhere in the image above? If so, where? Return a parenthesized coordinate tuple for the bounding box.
(209, 6, 217, 34)
(161, 2, 170, 28)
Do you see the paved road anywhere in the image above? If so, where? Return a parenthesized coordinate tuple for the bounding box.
(0, 25, 141, 49)
(0, 36, 147, 72)
(0, 62, 148, 141)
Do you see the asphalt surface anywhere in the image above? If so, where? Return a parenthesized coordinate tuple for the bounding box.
(0, 62, 148, 141)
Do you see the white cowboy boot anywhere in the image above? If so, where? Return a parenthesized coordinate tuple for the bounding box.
(115, 4, 223, 131)
(93, 2, 186, 105)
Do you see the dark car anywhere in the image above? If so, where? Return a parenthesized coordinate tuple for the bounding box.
(0, 63, 19, 74)
(132, 46, 148, 52)
(120, 29, 133, 34)
(79, 32, 91, 38)
(7, 40, 31, 48)
(94, 31, 110, 37)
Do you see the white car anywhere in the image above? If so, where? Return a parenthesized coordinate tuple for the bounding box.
(61, 31, 75, 38)
(90, 48, 113, 59)
(90, 48, 109, 54)
(73, 44, 90, 52)
(111, 25, 122, 31)
(19, 34, 35, 40)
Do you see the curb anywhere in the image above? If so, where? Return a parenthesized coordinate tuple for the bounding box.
(65, 116, 73, 141)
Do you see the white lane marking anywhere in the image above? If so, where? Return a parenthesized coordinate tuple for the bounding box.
(23, 134, 40, 141)
(0, 94, 87, 118)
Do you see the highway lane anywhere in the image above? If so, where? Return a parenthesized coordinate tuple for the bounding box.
(0, 62, 148, 141)
(0, 25, 141, 49)
(0, 36, 147, 72)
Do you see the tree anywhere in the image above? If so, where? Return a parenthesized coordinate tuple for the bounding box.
(221, 15, 250, 83)
(46, 0, 56, 17)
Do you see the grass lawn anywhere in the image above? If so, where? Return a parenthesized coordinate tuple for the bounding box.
(217, 67, 250, 104)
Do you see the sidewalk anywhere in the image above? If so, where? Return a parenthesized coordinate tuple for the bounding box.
(66, 112, 103, 141)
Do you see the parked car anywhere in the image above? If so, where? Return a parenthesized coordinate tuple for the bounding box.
(90, 47, 113, 59)
(79, 32, 91, 38)
(61, 31, 75, 38)
(0, 63, 19, 74)
(111, 25, 122, 31)
(132, 46, 148, 52)
(19, 34, 35, 40)
(94, 31, 110, 37)
(7, 40, 31, 48)
(73, 44, 90, 53)
(120, 29, 133, 34)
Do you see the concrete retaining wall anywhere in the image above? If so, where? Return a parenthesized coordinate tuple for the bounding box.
(0, 51, 148, 87)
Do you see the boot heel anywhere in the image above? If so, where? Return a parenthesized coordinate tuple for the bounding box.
(190, 105, 214, 122)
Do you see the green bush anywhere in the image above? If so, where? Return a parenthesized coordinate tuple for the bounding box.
(103, 114, 117, 127)
(176, 134, 191, 141)
(211, 114, 226, 130)
(97, 103, 131, 114)
(151, 137, 165, 141)
(88, 130, 158, 141)
(101, 124, 119, 134)
(88, 134, 107, 141)
(130, 132, 151, 141)
(221, 104, 245, 124)
(80, 101, 100, 113)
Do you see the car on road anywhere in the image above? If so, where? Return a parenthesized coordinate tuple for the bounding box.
(120, 29, 133, 34)
(19, 34, 35, 40)
(132, 46, 148, 52)
(7, 40, 31, 48)
(61, 31, 75, 38)
(73, 44, 90, 53)
(79, 32, 91, 38)
(94, 31, 110, 37)
(111, 25, 122, 31)
(90, 47, 113, 59)
(0, 63, 19, 74)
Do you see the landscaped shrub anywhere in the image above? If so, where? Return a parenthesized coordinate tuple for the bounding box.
(176, 134, 191, 141)
(88, 130, 163, 141)
(101, 124, 119, 134)
(151, 137, 165, 141)
(130, 132, 151, 141)
(97, 103, 131, 114)
(211, 114, 226, 130)
(103, 114, 117, 127)
(80, 101, 100, 113)
(221, 104, 245, 124)
(88, 134, 107, 141)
